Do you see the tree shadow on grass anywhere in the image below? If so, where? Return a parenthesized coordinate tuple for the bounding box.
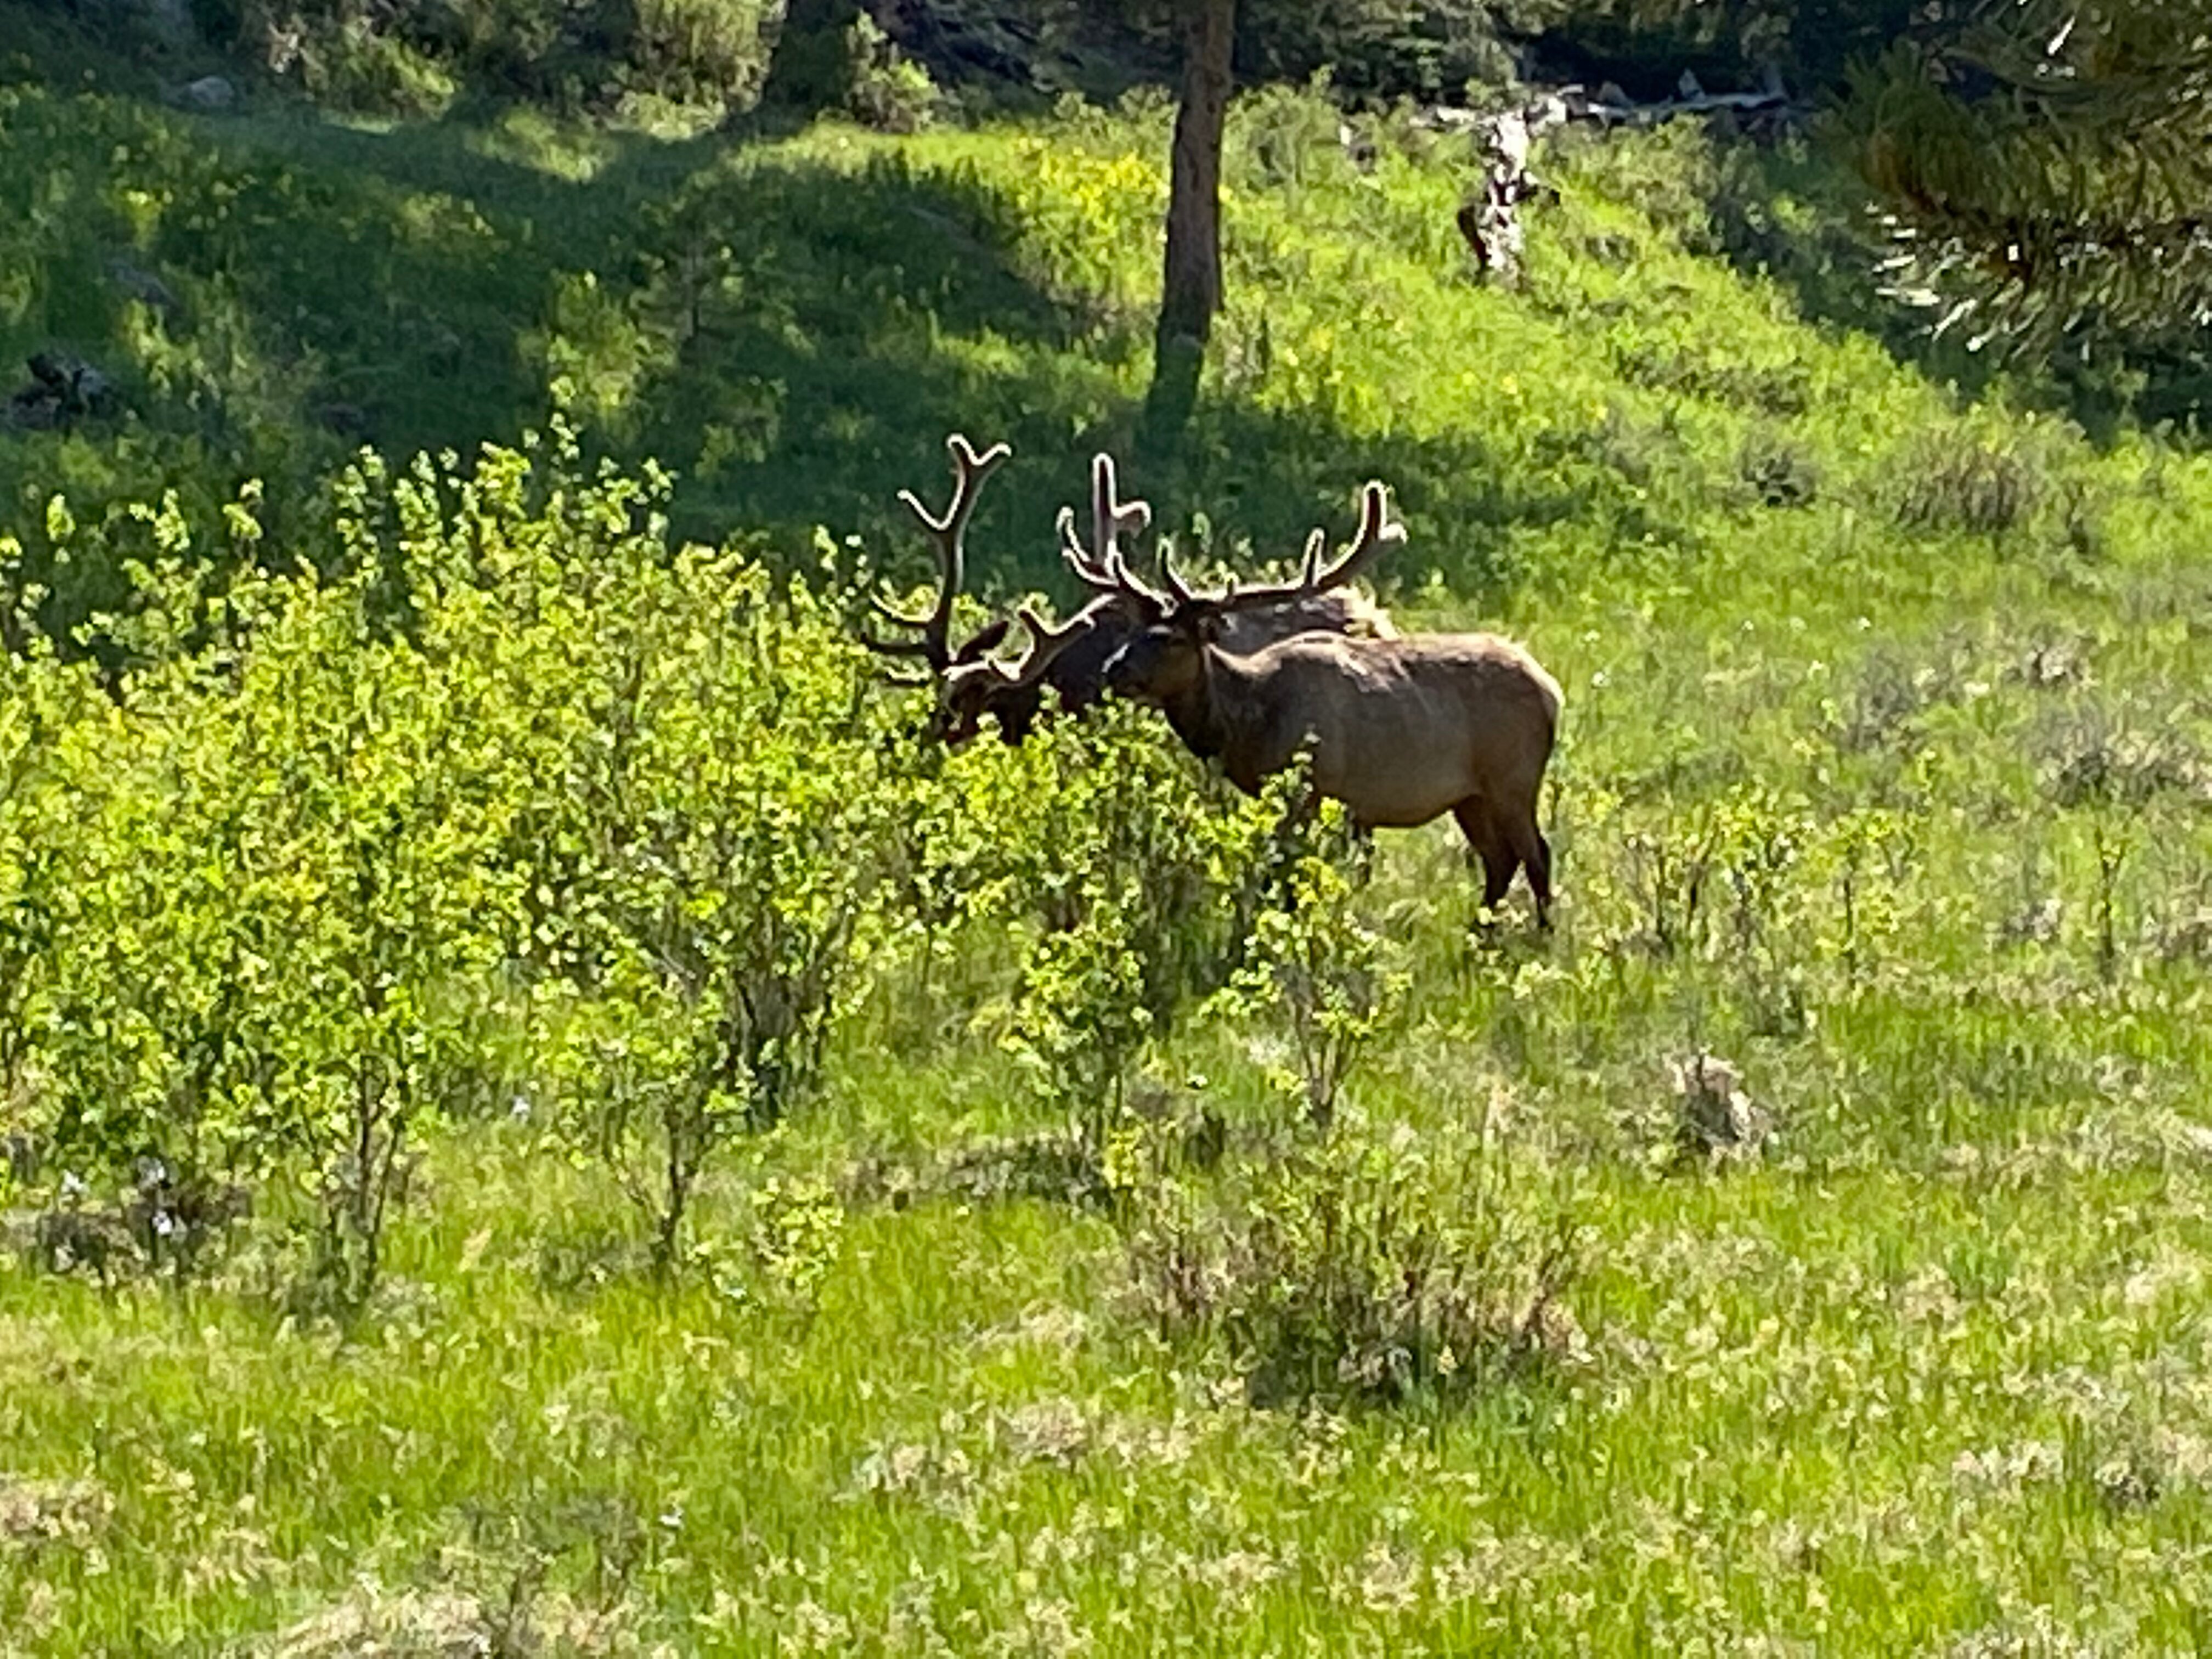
(0, 84, 1121, 602)
(558, 142, 1130, 568)
(1111, 393, 1705, 613)
(4, 77, 1594, 624)
(153, 101, 1104, 493)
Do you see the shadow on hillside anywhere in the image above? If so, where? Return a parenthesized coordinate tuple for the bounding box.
(126, 104, 1110, 549)
(0, 78, 1149, 617)
(3, 78, 1576, 615)
(1138, 405, 1618, 609)
(580, 142, 1117, 568)
(1684, 140, 1994, 388)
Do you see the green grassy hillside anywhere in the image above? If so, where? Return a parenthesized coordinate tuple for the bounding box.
(8, 26, 2194, 606)
(8, 20, 2212, 1656)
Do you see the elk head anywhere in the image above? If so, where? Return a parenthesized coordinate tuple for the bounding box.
(906, 443, 1156, 746)
(1097, 479, 1407, 703)
(938, 603, 1102, 738)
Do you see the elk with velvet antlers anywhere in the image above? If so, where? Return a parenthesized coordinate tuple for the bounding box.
(1085, 464, 1562, 927)
(864, 435, 1393, 745)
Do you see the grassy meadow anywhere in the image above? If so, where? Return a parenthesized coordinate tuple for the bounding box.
(7, 18, 2212, 1654)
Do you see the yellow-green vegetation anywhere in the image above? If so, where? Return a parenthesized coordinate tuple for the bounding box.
(8, 34, 2212, 1657)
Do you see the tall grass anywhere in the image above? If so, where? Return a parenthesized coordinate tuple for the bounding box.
(4, 59, 2212, 1658)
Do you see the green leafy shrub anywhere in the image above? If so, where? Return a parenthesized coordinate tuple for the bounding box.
(532, 546, 898, 1269)
(1809, 805, 1915, 991)
(12, 481, 527, 1304)
(0, 558, 95, 1139)
(1003, 703, 1279, 1139)
(630, 0, 785, 106)
(863, 723, 1054, 1029)
(290, 16, 461, 119)
(3, 431, 913, 1291)
(1893, 428, 2047, 544)
(1224, 77, 1351, 200)
(364, 433, 901, 1272)
(741, 1164, 845, 1309)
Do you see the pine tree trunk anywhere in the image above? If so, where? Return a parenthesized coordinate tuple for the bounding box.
(1156, 0, 1237, 354)
(1144, 0, 1238, 460)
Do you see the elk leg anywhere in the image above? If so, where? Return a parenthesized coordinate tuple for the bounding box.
(1453, 800, 1518, 913)
(1511, 821, 1554, 930)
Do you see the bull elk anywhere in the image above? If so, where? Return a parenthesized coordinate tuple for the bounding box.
(866, 435, 1393, 745)
(1085, 469, 1562, 927)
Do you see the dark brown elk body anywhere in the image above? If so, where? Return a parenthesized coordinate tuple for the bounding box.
(1090, 472, 1562, 925)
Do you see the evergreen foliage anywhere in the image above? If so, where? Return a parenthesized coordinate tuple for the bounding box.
(1540, 0, 1910, 94)
(1837, 0, 2212, 350)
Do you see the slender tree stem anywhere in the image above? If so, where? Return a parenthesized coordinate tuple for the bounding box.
(1144, 0, 1237, 457)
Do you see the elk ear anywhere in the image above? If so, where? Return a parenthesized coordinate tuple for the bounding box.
(953, 618, 1013, 664)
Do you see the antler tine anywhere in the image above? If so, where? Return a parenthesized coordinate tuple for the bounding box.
(897, 432, 1013, 538)
(861, 619, 941, 659)
(1057, 504, 1111, 586)
(1155, 541, 1197, 608)
(1000, 601, 1097, 690)
(1090, 453, 1115, 571)
(879, 432, 1013, 668)
(1092, 454, 1153, 571)
(1213, 478, 1406, 617)
(1060, 452, 1169, 610)
(1323, 479, 1406, 589)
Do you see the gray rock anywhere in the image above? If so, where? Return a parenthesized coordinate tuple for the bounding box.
(1668, 1051, 1770, 1164)
(176, 74, 237, 111)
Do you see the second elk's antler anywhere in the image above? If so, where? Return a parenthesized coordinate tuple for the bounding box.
(1060, 467, 1405, 621)
(1055, 452, 1154, 597)
(939, 603, 1099, 710)
(865, 432, 1014, 678)
(1207, 480, 1406, 616)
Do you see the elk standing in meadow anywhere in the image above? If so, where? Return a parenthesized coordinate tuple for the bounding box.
(1080, 463, 1562, 926)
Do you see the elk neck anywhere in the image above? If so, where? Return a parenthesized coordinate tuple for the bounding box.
(1156, 640, 1254, 773)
